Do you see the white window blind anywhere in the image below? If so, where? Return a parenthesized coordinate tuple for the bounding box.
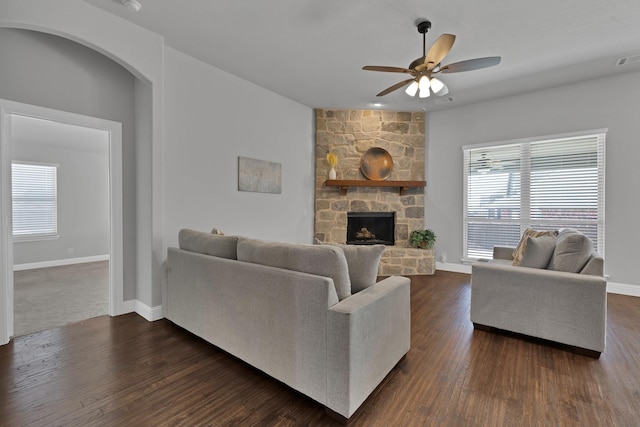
(12, 162, 58, 240)
(463, 131, 605, 260)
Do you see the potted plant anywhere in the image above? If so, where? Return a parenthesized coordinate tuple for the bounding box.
(409, 229, 437, 249)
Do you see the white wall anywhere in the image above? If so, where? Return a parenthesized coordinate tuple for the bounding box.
(0, 1, 316, 313)
(162, 47, 315, 249)
(426, 69, 640, 287)
(12, 118, 109, 265)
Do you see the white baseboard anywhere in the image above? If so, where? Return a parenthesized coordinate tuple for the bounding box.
(14, 255, 110, 271)
(436, 262, 472, 274)
(607, 282, 640, 297)
(120, 299, 137, 315)
(136, 300, 163, 321)
(121, 299, 163, 321)
(437, 262, 640, 298)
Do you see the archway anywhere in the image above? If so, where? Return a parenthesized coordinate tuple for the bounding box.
(0, 0, 164, 344)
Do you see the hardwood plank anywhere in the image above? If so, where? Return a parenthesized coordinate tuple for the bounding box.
(1, 271, 639, 426)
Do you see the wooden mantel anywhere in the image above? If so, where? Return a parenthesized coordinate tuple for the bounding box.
(324, 179, 426, 196)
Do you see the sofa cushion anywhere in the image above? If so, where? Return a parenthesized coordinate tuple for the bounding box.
(548, 229, 594, 273)
(237, 238, 352, 300)
(580, 254, 604, 276)
(512, 228, 558, 266)
(178, 229, 238, 259)
(519, 234, 557, 269)
(314, 239, 385, 293)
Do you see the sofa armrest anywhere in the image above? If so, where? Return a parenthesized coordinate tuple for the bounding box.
(326, 275, 411, 419)
(471, 262, 606, 352)
(493, 246, 515, 260)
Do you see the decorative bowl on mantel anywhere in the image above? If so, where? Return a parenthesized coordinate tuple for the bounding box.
(360, 147, 393, 181)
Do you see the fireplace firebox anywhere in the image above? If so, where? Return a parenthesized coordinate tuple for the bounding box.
(346, 212, 395, 245)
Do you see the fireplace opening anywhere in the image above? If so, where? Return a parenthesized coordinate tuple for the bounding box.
(346, 212, 395, 245)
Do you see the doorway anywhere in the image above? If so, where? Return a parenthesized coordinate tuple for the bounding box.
(12, 115, 109, 336)
(0, 100, 123, 342)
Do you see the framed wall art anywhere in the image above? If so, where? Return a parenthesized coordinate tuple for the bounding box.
(238, 156, 282, 194)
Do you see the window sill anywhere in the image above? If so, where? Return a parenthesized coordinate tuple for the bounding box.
(13, 235, 59, 243)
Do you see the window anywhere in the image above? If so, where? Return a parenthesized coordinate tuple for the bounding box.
(12, 162, 59, 240)
(463, 130, 605, 260)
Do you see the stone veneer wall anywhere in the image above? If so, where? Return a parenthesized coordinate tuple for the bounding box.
(314, 109, 435, 275)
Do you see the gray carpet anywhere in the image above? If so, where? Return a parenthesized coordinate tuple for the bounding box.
(13, 261, 109, 337)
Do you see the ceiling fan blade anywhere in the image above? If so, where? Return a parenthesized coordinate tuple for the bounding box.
(363, 65, 412, 74)
(423, 34, 456, 70)
(440, 56, 501, 73)
(376, 78, 415, 96)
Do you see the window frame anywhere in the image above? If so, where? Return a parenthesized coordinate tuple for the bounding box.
(11, 160, 60, 242)
(462, 129, 606, 262)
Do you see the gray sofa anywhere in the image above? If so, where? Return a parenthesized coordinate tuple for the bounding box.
(163, 229, 411, 421)
(471, 229, 606, 357)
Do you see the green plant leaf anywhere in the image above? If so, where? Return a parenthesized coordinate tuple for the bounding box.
(409, 229, 437, 249)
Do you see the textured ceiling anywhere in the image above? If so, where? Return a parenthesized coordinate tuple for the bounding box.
(84, 0, 640, 112)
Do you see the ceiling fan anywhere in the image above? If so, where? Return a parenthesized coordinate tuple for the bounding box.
(363, 20, 501, 98)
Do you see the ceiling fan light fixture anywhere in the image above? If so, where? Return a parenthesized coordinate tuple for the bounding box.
(362, 20, 501, 99)
(418, 75, 430, 98)
(430, 77, 445, 93)
(433, 79, 449, 96)
(405, 81, 419, 96)
(418, 75, 430, 91)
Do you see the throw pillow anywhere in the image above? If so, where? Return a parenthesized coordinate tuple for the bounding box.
(512, 228, 558, 266)
(314, 239, 385, 293)
(547, 229, 594, 273)
(519, 235, 557, 269)
(178, 229, 238, 259)
(580, 256, 604, 277)
(237, 238, 352, 300)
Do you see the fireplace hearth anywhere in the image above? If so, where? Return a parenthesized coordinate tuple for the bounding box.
(347, 212, 395, 245)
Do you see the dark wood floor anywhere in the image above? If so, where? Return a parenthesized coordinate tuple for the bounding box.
(1, 271, 639, 426)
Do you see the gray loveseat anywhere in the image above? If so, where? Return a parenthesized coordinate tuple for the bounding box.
(471, 229, 606, 358)
(163, 229, 411, 421)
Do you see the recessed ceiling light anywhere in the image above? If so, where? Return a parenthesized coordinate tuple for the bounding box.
(434, 96, 455, 105)
(123, 0, 142, 12)
(372, 103, 383, 107)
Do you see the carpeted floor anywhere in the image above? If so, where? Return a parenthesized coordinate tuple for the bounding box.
(13, 261, 109, 337)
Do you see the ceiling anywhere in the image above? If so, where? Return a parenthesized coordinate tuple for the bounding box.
(84, 0, 640, 112)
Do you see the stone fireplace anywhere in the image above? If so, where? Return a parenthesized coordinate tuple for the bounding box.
(314, 109, 435, 275)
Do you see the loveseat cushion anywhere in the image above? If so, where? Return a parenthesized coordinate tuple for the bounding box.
(315, 239, 385, 293)
(519, 234, 557, 269)
(237, 238, 352, 300)
(178, 229, 238, 259)
(580, 254, 604, 276)
(512, 228, 558, 266)
(548, 229, 594, 273)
